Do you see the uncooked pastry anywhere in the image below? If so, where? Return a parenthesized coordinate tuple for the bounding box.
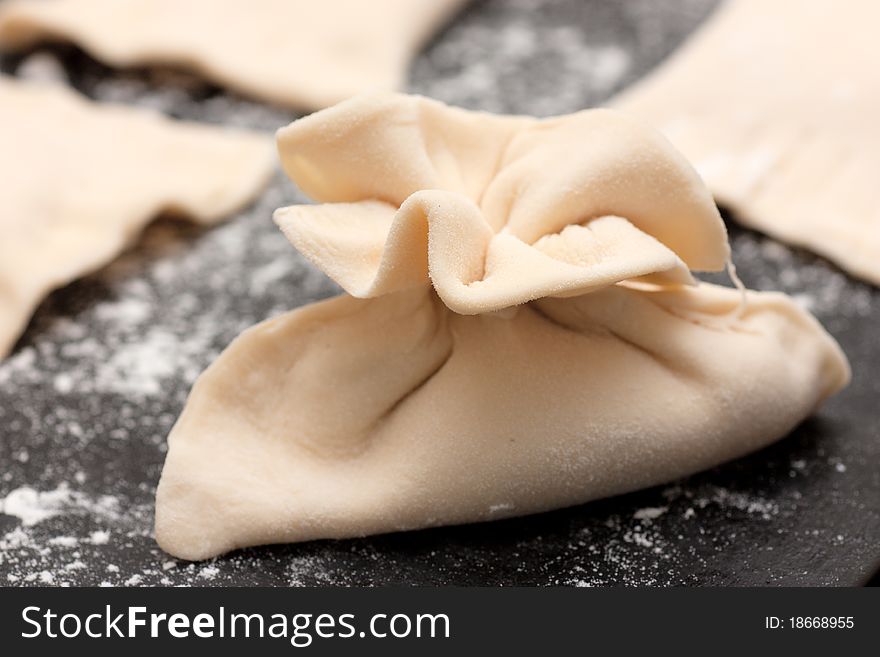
(0, 0, 469, 110)
(0, 75, 274, 358)
(612, 0, 880, 285)
(155, 94, 849, 561)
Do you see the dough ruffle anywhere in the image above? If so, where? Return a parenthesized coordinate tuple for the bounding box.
(275, 94, 730, 314)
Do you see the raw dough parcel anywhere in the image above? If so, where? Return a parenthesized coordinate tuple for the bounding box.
(613, 0, 880, 285)
(0, 76, 274, 358)
(156, 94, 849, 561)
(0, 0, 468, 110)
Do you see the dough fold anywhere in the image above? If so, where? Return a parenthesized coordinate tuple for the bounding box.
(156, 94, 849, 560)
(0, 76, 274, 358)
(612, 0, 880, 285)
(0, 0, 468, 110)
(275, 94, 729, 314)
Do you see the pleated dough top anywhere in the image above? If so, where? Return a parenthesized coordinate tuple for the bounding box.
(274, 94, 731, 315)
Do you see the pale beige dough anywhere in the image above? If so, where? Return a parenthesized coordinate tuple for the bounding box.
(155, 94, 849, 560)
(0, 75, 274, 358)
(274, 94, 730, 314)
(613, 0, 880, 285)
(0, 0, 468, 110)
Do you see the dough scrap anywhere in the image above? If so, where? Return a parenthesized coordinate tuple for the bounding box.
(612, 0, 880, 285)
(156, 94, 849, 560)
(0, 75, 275, 358)
(0, 0, 469, 110)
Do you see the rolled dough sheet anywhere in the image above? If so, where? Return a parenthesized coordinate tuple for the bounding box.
(613, 0, 880, 285)
(0, 75, 275, 358)
(0, 0, 469, 110)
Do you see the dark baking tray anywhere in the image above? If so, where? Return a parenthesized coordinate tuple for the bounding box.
(1, 0, 877, 586)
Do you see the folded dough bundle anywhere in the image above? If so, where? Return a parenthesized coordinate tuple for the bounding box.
(613, 0, 880, 285)
(0, 0, 468, 110)
(156, 94, 849, 561)
(0, 75, 274, 359)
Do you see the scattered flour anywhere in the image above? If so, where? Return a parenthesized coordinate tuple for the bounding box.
(94, 329, 181, 397)
(632, 506, 668, 521)
(249, 258, 296, 295)
(199, 565, 220, 580)
(412, 10, 631, 116)
(1, 486, 76, 527)
(90, 530, 111, 545)
(0, 484, 121, 527)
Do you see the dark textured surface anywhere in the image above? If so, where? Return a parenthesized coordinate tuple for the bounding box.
(0, 0, 877, 586)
